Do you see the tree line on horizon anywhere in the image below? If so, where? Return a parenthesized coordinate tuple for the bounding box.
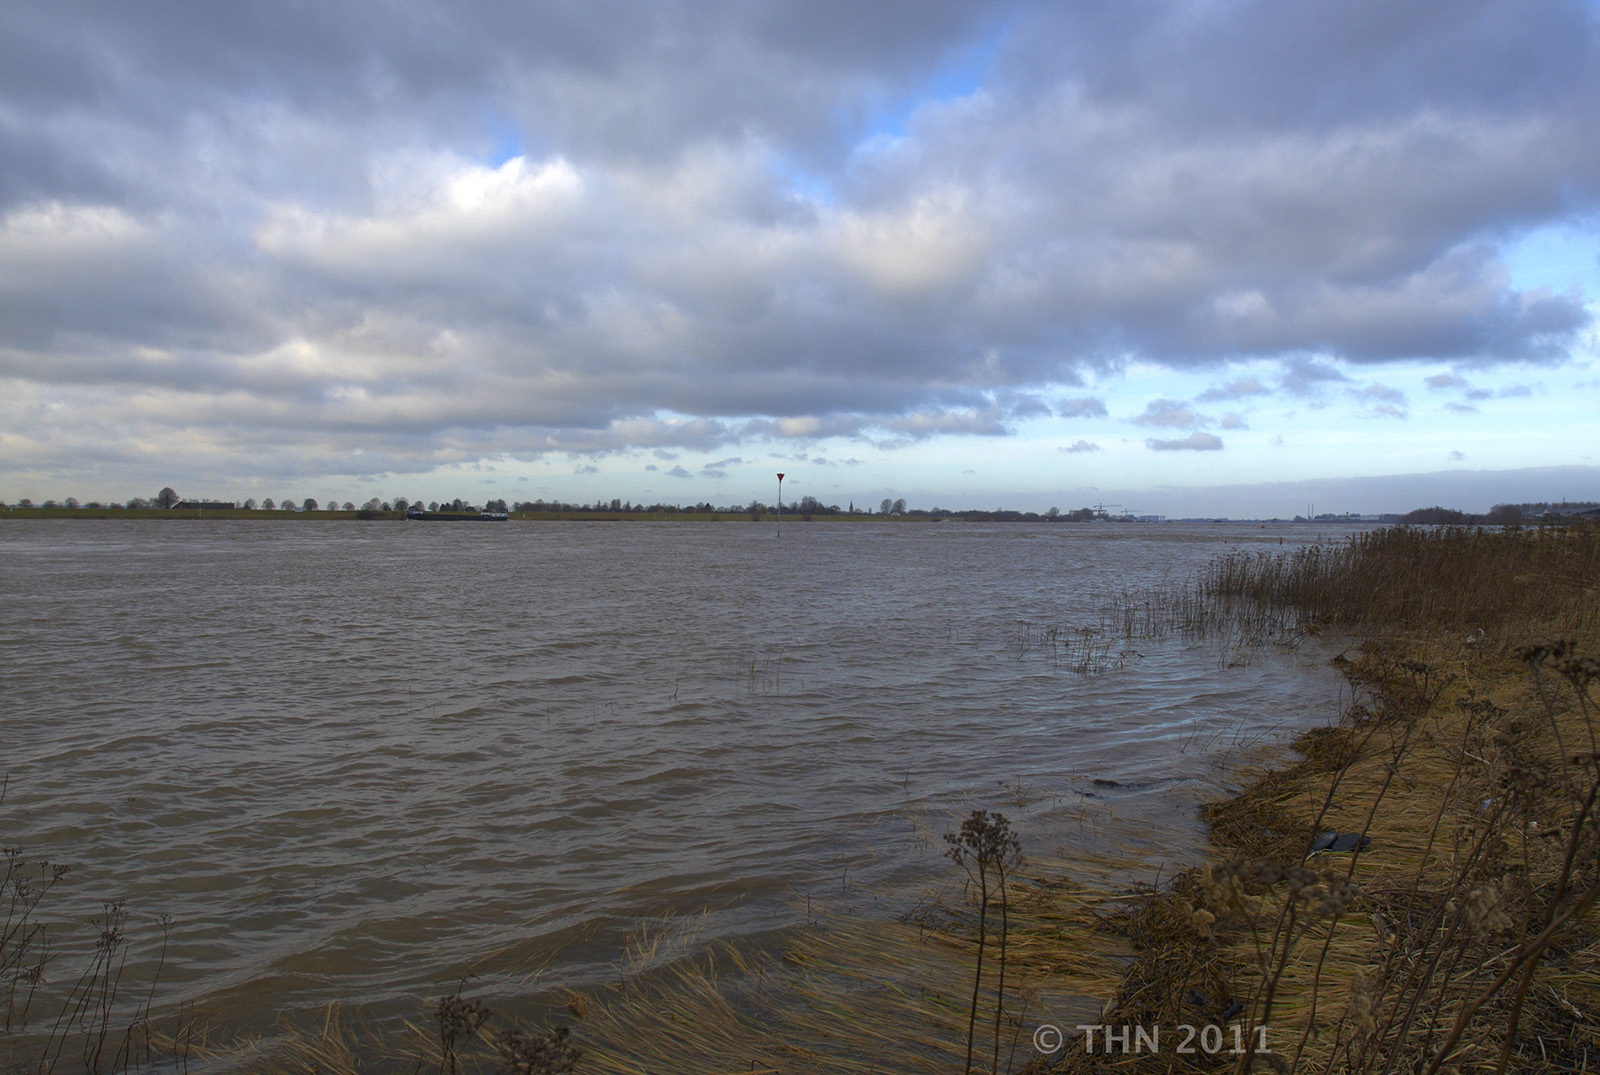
(3, 487, 1108, 521)
(4, 488, 1594, 523)
(1400, 502, 1599, 525)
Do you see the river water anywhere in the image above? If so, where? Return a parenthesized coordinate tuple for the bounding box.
(0, 519, 1355, 1049)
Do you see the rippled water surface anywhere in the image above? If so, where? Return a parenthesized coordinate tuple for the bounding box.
(1, 519, 1355, 1034)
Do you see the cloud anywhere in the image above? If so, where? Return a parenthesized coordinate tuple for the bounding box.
(1355, 382, 1408, 418)
(1057, 396, 1109, 419)
(1220, 413, 1249, 429)
(1444, 401, 1478, 413)
(665, 465, 691, 478)
(1449, 450, 1467, 461)
(1426, 372, 1469, 391)
(879, 406, 1009, 439)
(1359, 383, 1407, 404)
(1280, 357, 1352, 398)
(1061, 439, 1103, 453)
(1131, 398, 1210, 429)
(1197, 378, 1271, 402)
(1146, 432, 1224, 451)
(0, 0, 1595, 494)
(1004, 392, 1053, 419)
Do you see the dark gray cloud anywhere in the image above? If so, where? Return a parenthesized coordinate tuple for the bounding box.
(1, 0, 1596, 488)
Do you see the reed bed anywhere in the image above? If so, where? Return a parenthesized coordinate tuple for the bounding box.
(1045, 522, 1600, 1074)
(1193, 523, 1600, 646)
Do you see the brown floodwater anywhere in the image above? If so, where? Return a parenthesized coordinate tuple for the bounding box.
(0, 518, 1358, 1051)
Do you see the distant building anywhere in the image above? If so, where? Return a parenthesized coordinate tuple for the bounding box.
(175, 501, 236, 510)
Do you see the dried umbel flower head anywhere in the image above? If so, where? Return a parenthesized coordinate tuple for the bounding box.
(1197, 861, 1251, 914)
(1445, 881, 1514, 937)
(494, 1025, 581, 1075)
(437, 994, 493, 1050)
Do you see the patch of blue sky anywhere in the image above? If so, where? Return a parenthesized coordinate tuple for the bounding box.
(1498, 217, 1600, 297)
(768, 157, 836, 207)
(480, 109, 526, 167)
(842, 20, 1007, 146)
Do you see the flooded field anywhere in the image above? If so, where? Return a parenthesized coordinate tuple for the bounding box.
(0, 519, 1356, 1051)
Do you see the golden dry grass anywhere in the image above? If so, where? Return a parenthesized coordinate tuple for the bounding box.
(1042, 523, 1600, 1075)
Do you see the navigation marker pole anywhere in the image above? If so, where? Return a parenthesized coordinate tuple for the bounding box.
(776, 473, 785, 539)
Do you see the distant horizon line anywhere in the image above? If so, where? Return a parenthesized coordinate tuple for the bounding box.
(5, 497, 1597, 525)
(3, 462, 1597, 520)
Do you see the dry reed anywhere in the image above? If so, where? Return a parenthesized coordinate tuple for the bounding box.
(1043, 522, 1600, 1074)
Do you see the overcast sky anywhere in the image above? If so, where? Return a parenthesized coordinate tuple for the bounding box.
(2, 0, 1597, 515)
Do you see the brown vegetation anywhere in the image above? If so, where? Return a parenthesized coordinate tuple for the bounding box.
(1039, 522, 1600, 1074)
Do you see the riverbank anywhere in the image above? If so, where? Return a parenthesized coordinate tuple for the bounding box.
(1035, 523, 1600, 1074)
